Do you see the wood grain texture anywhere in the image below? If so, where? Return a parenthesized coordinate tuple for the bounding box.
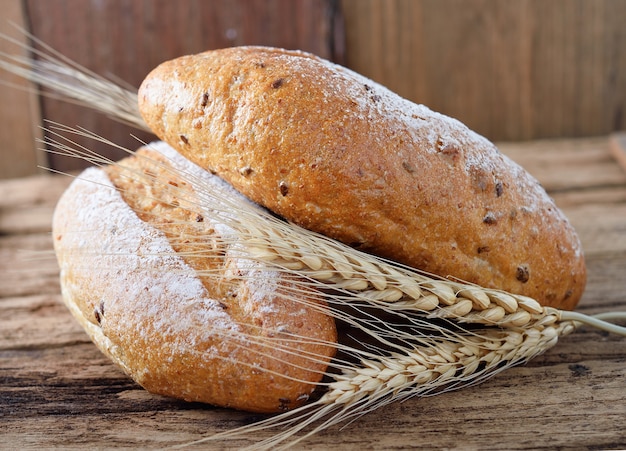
(340, 0, 626, 141)
(1, 136, 625, 449)
(19, 0, 339, 175)
(609, 132, 626, 173)
(0, 0, 43, 179)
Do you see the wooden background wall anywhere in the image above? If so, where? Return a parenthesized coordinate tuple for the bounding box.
(1, 0, 625, 179)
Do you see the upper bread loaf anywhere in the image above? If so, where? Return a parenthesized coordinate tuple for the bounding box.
(138, 46, 586, 310)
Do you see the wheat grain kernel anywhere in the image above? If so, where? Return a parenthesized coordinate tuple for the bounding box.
(482, 337, 505, 350)
(380, 288, 405, 302)
(407, 364, 428, 374)
(352, 374, 372, 386)
(331, 380, 357, 392)
(247, 244, 280, 261)
(437, 364, 457, 379)
(382, 268, 423, 298)
(353, 258, 387, 290)
(460, 359, 481, 376)
(505, 331, 524, 346)
(488, 291, 519, 313)
(424, 282, 457, 305)
(413, 370, 434, 384)
(541, 325, 559, 341)
(388, 271, 423, 299)
(544, 334, 559, 349)
(274, 259, 305, 270)
(411, 294, 440, 311)
(329, 276, 369, 291)
(430, 299, 474, 319)
(481, 351, 499, 364)
(356, 366, 381, 378)
(435, 346, 455, 363)
(388, 373, 409, 389)
(300, 253, 324, 271)
(490, 352, 504, 366)
(458, 344, 480, 357)
(499, 310, 532, 327)
(335, 389, 358, 405)
(477, 306, 507, 322)
(363, 359, 385, 371)
(561, 321, 577, 335)
(359, 287, 404, 302)
(383, 357, 408, 372)
(515, 295, 544, 314)
(460, 306, 506, 324)
(308, 268, 337, 280)
(535, 314, 559, 328)
(360, 377, 382, 393)
(377, 367, 398, 381)
(456, 286, 491, 310)
(400, 283, 424, 300)
(500, 347, 521, 362)
(408, 351, 433, 367)
(425, 353, 449, 364)
(323, 247, 353, 279)
(525, 327, 541, 339)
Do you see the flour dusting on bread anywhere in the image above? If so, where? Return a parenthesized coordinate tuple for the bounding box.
(53, 142, 336, 413)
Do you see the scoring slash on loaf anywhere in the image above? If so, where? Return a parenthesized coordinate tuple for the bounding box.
(138, 46, 586, 310)
(52, 142, 336, 413)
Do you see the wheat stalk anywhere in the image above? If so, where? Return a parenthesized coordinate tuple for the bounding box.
(3, 37, 626, 450)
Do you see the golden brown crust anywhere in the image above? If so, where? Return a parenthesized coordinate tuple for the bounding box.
(52, 143, 336, 413)
(138, 46, 586, 310)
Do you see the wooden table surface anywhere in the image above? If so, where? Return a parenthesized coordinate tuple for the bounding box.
(2, 136, 626, 450)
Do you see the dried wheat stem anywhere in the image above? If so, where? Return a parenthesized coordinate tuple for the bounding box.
(0, 29, 148, 131)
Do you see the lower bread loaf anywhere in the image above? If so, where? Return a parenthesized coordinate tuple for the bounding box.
(138, 46, 586, 310)
(52, 141, 337, 413)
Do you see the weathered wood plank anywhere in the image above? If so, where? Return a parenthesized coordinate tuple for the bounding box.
(340, 0, 626, 141)
(0, 0, 43, 179)
(0, 173, 71, 209)
(0, 239, 59, 299)
(1, 332, 624, 449)
(610, 132, 626, 174)
(499, 137, 626, 192)
(0, 174, 70, 235)
(565, 203, 626, 257)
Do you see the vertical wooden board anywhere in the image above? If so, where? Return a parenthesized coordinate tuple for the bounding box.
(339, 0, 626, 141)
(0, 0, 43, 179)
(527, 0, 624, 138)
(414, 0, 531, 140)
(24, 0, 339, 174)
(340, 0, 532, 140)
(604, 0, 626, 133)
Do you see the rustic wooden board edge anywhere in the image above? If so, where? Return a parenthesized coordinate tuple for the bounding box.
(609, 131, 626, 174)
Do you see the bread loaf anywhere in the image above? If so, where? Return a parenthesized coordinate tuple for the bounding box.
(52, 141, 336, 413)
(138, 46, 586, 310)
